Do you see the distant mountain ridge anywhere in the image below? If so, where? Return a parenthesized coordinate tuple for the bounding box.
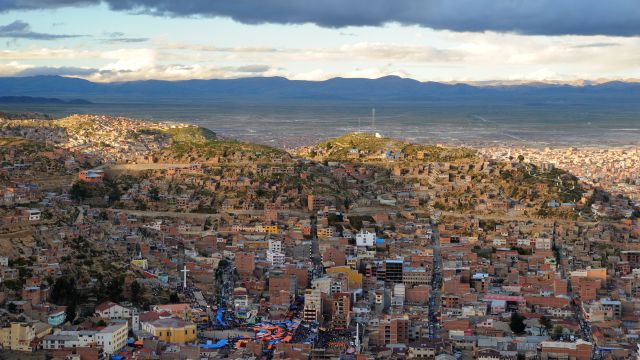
(0, 75, 639, 104)
(0, 95, 92, 104)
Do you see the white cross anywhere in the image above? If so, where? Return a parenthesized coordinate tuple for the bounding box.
(181, 265, 190, 290)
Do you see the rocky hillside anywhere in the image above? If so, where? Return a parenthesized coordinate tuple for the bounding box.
(299, 132, 476, 163)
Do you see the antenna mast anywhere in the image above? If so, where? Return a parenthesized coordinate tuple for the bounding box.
(355, 322, 361, 353)
(371, 108, 376, 129)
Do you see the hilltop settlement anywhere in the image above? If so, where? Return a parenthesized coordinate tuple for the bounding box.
(0, 114, 638, 360)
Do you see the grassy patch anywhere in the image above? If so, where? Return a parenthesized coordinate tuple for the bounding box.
(309, 132, 476, 162)
(163, 126, 217, 143)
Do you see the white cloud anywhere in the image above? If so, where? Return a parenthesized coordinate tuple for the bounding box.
(0, 61, 32, 75)
(344, 67, 412, 79)
(0, 48, 99, 60)
(84, 63, 283, 82)
(1, 29, 640, 82)
(100, 48, 156, 72)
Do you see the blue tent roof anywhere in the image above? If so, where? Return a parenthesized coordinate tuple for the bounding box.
(200, 339, 228, 349)
(216, 308, 227, 327)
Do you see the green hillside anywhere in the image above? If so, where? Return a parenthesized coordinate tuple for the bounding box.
(306, 132, 476, 162)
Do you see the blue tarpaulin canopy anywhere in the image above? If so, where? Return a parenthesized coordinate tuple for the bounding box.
(201, 339, 228, 349)
(216, 308, 227, 327)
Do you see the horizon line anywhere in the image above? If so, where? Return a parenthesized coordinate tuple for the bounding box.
(3, 74, 640, 87)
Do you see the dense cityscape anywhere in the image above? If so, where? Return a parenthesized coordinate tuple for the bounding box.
(1, 1, 640, 360)
(0, 114, 637, 360)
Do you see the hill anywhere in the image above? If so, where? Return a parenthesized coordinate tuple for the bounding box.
(302, 132, 476, 163)
(0, 96, 91, 104)
(0, 75, 639, 104)
(162, 126, 217, 143)
(155, 123, 286, 162)
(0, 137, 45, 154)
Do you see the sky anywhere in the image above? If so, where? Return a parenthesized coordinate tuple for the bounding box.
(0, 1, 639, 83)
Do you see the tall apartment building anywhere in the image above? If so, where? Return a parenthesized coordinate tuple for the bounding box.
(377, 315, 409, 348)
(308, 194, 326, 211)
(385, 259, 404, 283)
(267, 239, 286, 267)
(331, 292, 351, 329)
(303, 289, 323, 322)
(96, 322, 127, 355)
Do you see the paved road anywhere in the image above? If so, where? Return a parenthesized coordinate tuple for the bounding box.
(428, 225, 443, 340)
(102, 163, 192, 171)
(108, 208, 220, 219)
(106, 208, 309, 219)
(555, 223, 599, 358)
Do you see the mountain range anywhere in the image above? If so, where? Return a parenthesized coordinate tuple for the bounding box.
(0, 75, 639, 104)
(0, 96, 92, 105)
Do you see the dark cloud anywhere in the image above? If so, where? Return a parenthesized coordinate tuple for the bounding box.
(0, 20, 83, 40)
(15, 66, 98, 76)
(105, 37, 148, 43)
(101, 31, 148, 43)
(572, 42, 621, 48)
(0, 0, 639, 36)
(235, 65, 271, 73)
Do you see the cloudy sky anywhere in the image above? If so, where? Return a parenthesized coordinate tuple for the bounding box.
(0, 0, 639, 83)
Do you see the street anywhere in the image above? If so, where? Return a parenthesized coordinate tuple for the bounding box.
(428, 225, 443, 340)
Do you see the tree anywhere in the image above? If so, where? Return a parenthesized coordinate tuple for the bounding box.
(106, 277, 124, 302)
(552, 325, 564, 339)
(50, 277, 78, 306)
(539, 316, 553, 335)
(65, 302, 77, 324)
(169, 292, 180, 304)
(148, 186, 160, 201)
(70, 182, 90, 201)
(108, 183, 121, 203)
(343, 198, 352, 211)
(509, 311, 527, 334)
(130, 280, 142, 305)
(7, 302, 17, 314)
(4, 279, 21, 292)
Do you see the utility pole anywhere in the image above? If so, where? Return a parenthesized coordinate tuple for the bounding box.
(371, 108, 376, 129)
(355, 322, 361, 353)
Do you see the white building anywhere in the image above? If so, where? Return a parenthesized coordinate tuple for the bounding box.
(96, 322, 127, 355)
(268, 239, 282, 253)
(267, 250, 286, 267)
(131, 309, 140, 331)
(355, 230, 375, 247)
(267, 239, 285, 267)
(43, 330, 96, 350)
(26, 209, 41, 221)
(392, 283, 405, 306)
(303, 289, 322, 322)
(535, 237, 552, 250)
(94, 302, 132, 319)
(43, 334, 79, 350)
